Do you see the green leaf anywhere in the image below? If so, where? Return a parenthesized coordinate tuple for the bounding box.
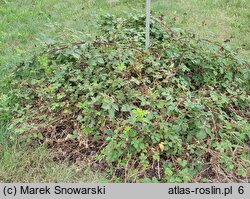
(164, 167, 173, 176)
(121, 104, 133, 112)
(196, 131, 207, 140)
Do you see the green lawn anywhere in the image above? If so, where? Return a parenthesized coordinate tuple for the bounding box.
(0, 0, 249, 182)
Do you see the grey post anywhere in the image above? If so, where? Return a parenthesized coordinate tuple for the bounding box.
(146, 0, 151, 50)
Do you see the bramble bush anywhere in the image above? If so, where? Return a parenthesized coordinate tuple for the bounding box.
(10, 14, 249, 182)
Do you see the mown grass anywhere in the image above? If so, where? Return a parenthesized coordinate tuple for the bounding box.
(0, 0, 249, 182)
(0, 136, 107, 182)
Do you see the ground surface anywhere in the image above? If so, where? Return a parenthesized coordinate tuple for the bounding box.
(0, 0, 249, 182)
